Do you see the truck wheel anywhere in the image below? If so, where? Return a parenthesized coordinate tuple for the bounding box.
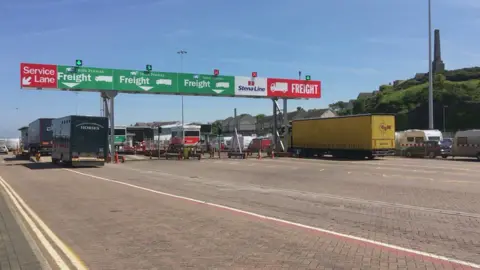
(441, 155, 448, 159)
(428, 152, 436, 159)
(405, 151, 412, 158)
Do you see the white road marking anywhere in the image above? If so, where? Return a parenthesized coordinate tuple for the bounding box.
(2, 188, 53, 270)
(122, 165, 480, 218)
(265, 165, 278, 168)
(278, 158, 476, 172)
(0, 176, 70, 269)
(381, 174, 435, 181)
(64, 169, 480, 268)
(0, 176, 87, 270)
(444, 180, 478, 184)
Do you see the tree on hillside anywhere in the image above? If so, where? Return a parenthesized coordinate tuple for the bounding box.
(255, 114, 266, 122)
(296, 106, 305, 112)
(329, 101, 352, 115)
(211, 121, 222, 135)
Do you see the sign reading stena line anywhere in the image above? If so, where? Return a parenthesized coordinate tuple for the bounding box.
(234, 76, 267, 97)
(20, 63, 321, 99)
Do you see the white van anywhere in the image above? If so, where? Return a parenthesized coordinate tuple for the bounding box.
(451, 130, 480, 160)
(396, 129, 443, 149)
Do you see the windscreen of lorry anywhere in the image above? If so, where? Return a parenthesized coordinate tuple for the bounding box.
(185, 131, 200, 137)
(73, 121, 108, 153)
(427, 136, 441, 141)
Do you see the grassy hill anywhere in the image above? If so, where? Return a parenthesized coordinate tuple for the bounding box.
(330, 67, 480, 131)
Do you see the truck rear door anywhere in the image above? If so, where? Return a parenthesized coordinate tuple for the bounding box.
(371, 115, 395, 149)
(71, 118, 108, 160)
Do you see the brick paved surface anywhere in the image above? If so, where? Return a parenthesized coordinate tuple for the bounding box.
(0, 156, 479, 269)
(0, 186, 42, 270)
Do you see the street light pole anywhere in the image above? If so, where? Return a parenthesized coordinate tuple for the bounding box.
(443, 105, 448, 133)
(177, 50, 187, 126)
(75, 92, 79, 115)
(428, 0, 434, 129)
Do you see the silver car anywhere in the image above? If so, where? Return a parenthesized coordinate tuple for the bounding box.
(0, 145, 8, 154)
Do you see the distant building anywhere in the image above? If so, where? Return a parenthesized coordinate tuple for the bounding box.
(134, 121, 180, 127)
(357, 92, 374, 99)
(255, 108, 336, 135)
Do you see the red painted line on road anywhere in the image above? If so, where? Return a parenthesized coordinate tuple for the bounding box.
(64, 169, 479, 269)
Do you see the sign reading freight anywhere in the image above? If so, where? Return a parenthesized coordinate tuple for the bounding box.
(57, 65, 114, 90)
(234, 76, 267, 97)
(115, 70, 177, 93)
(266, 78, 321, 98)
(20, 63, 57, 89)
(20, 63, 322, 99)
(177, 73, 234, 96)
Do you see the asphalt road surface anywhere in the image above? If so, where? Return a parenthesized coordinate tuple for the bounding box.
(0, 155, 479, 270)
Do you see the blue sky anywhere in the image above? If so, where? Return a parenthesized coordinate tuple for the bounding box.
(1, 0, 479, 137)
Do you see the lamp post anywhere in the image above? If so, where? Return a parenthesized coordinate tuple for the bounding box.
(443, 105, 448, 133)
(428, 0, 434, 129)
(75, 92, 79, 115)
(177, 50, 187, 126)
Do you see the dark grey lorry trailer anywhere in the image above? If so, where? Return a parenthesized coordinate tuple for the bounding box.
(51, 115, 109, 167)
(27, 118, 54, 155)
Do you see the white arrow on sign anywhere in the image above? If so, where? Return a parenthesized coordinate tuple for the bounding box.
(212, 89, 224, 94)
(62, 82, 80, 88)
(138, 86, 153, 91)
(22, 77, 32, 85)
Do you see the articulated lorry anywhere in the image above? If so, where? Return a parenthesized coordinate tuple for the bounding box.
(27, 118, 54, 155)
(51, 115, 109, 167)
(289, 114, 396, 159)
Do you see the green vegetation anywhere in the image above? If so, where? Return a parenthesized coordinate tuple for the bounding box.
(329, 67, 480, 131)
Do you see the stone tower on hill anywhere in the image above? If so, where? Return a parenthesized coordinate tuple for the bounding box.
(432, 29, 445, 73)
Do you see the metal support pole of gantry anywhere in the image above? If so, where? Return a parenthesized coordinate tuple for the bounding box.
(272, 98, 278, 152)
(283, 98, 288, 152)
(101, 91, 118, 163)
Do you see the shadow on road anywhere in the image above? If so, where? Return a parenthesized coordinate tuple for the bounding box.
(448, 158, 479, 163)
(3, 156, 29, 162)
(21, 162, 62, 170)
(301, 156, 379, 162)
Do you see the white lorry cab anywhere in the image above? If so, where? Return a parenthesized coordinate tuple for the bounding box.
(451, 130, 480, 160)
(396, 129, 443, 148)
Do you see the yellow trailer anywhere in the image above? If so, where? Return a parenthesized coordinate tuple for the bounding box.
(290, 114, 395, 159)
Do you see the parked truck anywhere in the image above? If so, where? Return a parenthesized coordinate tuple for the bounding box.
(51, 115, 109, 167)
(27, 118, 54, 155)
(289, 114, 396, 159)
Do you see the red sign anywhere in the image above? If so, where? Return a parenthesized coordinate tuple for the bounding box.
(266, 78, 321, 98)
(170, 136, 200, 145)
(252, 71, 257, 78)
(20, 63, 57, 89)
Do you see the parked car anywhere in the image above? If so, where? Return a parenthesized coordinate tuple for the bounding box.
(0, 145, 8, 154)
(439, 138, 453, 158)
(404, 140, 442, 158)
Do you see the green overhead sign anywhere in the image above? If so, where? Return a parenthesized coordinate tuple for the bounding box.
(20, 62, 322, 99)
(57, 66, 114, 90)
(55, 66, 234, 95)
(178, 73, 234, 96)
(114, 70, 178, 93)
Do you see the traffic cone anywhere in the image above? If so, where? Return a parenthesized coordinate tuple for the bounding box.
(271, 149, 275, 159)
(114, 152, 119, 164)
(257, 149, 262, 159)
